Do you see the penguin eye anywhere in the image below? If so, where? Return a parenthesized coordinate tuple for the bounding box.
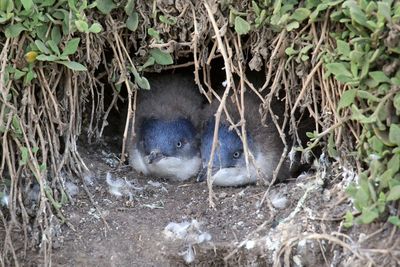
(176, 141, 182, 148)
(233, 151, 241, 159)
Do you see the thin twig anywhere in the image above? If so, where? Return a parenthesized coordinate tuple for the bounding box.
(203, 1, 234, 208)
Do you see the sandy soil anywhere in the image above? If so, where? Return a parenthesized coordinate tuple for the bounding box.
(11, 138, 397, 267)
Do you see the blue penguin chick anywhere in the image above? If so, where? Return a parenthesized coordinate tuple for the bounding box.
(198, 93, 290, 186)
(129, 74, 202, 181)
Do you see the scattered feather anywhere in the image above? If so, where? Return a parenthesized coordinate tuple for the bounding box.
(106, 172, 142, 200)
(179, 244, 195, 264)
(1, 193, 9, 207)
(269, 189, 288, 209)
(164, 219, 212, 264)
(245, 240, 255, 250)
(83, 173, 96, 186)
(65, 181, 79, 198)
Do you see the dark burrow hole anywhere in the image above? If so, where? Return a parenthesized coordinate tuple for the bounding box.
(88, 54, 319, 184)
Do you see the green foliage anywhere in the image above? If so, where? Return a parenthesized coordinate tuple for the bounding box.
(327, 0, 400, 227)
(230, 0, 344, 34)
(1, 0, 179, 90)
(96, 0, 116, 14)
(232, 0, 400, 226)
(159, 15, 176, 25)
(126, 12, 139, 31)
(234, 16, 251, 35)
(0, 0, 108, 83)
(149, 48, 174, 65)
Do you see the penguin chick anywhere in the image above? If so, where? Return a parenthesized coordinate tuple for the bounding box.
(198, 93, 290, 186)
(129, 73, 202, 181)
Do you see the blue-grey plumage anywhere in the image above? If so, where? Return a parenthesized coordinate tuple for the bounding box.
(198, 93, 290, 186)
(129, 74, 202, 181)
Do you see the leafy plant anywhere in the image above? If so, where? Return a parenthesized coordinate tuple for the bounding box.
(1, 0, 107, 85)
(228, 0, 400, 227)
(325, 0, 400, 227)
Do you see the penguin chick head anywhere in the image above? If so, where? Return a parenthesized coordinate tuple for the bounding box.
(198, 119, 259, 186)
(135, 117, 201, 181)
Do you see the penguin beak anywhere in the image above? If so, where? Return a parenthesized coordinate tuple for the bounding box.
(146, 150, 164, 164)
(197, 166, 218, 182)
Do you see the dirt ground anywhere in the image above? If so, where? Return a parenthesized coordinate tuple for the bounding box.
(12, 136, 398, 267)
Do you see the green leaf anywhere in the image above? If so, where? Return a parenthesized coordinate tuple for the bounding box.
(336, 39, 350, 57)
(39, 0, 56, 7)
(343, 211, 354, 228)
(379, 168, 393, 189)
(369, 71, 390, 84)
(300, 54, 309, 61)
(277, 13, 290, 26)
(286, 21, 299, 31)
(377, 192, 386, 213)
(12, 114, 22, 135)
(377, 2, 391, 22)
(327, 134, 338, 158)
(387, 185, 400, 201)
(35, 40, 50, 54)
(159, 15, 176, 25)
(96, 0, 116, 14)
(20, 147, 28, 165)
(285, 46, 297, 56)
(337, 89, 357, 111)
(0, 14, 13, 24)
(234, 16, 251, 35)
(356, 90, 380, 102)
(21, 0, 33, 11)
(68, 0, 78, 12)
(369, 136, 383, 153)
(62, 38, 80, 56)
(126, 12, 139, 31)
(124, 0, 135, 15)
(291, 8, 310, 22)
(47, 40, 60, 55)
(389, 124, 400, 146)
(24, 69, 37, 85)
(75, 20, 89, 32)
(89, 23, 103, 33)
(36, 54, 59, 61)
(388, 216, 400, 227)
(56, 61, 87, 71)
(134, 74, 150, 90)
(139, 56, 155, 71)
(345, 2, 371, 29)
(39, 163, 47, 172)
(388, 154, 400, 174)
(394, 93, 400, 114)
(326, 62, 352, 77)
(147, 28, 160, 41)
(14, 69, 26, 80)
(357, 207, 379, 224)
(5, 23, 26, 38)
(51, 26, 62, 45)
(149, 48, 173, 65)
(252, 1, 261, 16)
(366, 2, 377, 15)
(351, 105, 376, 123)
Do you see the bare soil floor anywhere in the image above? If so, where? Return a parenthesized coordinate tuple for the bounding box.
(14, 138, 396, 266)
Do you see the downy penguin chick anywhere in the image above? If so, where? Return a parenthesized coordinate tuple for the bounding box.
(198, 93, 290, 186)
(129, 73, 202, 181)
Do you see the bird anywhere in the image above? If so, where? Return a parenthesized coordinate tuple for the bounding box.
(128, 73, 202, 181)
(197, 91, 292, 186)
